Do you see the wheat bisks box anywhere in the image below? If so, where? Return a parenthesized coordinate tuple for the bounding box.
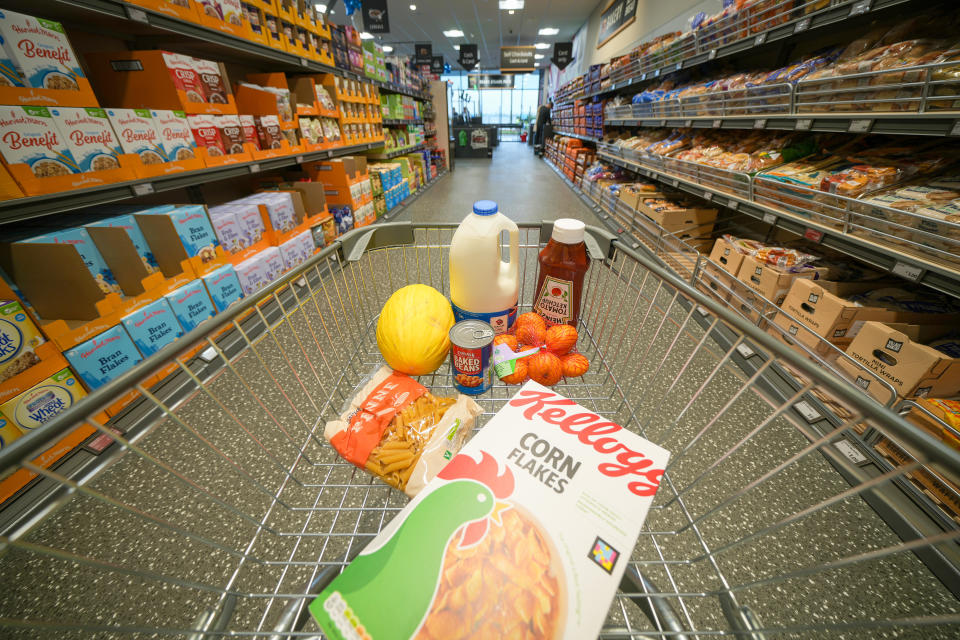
(311, 380, 670, 640)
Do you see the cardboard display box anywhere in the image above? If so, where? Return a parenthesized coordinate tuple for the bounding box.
(709, 236, 746, 275)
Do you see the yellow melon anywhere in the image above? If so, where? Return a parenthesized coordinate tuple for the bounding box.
(376, 284, 454, 375)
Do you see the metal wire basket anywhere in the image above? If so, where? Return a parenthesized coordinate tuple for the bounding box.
(0, 222, 958, 639)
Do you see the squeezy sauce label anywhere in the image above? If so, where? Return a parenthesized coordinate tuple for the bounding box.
(534, 276, 573, 325)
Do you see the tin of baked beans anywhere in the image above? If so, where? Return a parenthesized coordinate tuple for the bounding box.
(450, 320, 494, 395)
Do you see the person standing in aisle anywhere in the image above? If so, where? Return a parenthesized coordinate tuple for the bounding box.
(534, 99, 552, 155)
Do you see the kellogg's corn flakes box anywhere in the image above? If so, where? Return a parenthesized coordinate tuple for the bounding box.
(0, 367, 85, 432)
(0, 300, 43, 384)
(312, 380, 670, 640)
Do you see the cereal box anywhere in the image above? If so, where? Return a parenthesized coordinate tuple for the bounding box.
(191, 57, 228, 104)
(0, 32, 25, 87)
(165, 205, 219, 263)
(106, 108, 165, 165)
(202, 264, 243, 312)
(161, 51, 206, 103)
(164, 279, 216, 332)
(85, 214, 160, 274)
(279, 230, 313, 270)
(121, 297, 183, 357)
(0, 10, 84, 90)
(0, 367, 86, 432)
(20, 227, 121, 295)
(0, 414, 22, 448)
(207, 206, 244, 252)
(216, 0, 244, 25)
(231, 203, 266, 246)
(239, 114, 259, 149)
(0, 299, 44, 384)
(260, 246, 284, 282)
(0, 106, 78, 177)
(65, 325, 142, 390)
(150, 109, 196, 161)
(311, 381, 670, 640)
(217, 115, 245, 155)
(49, 107, 122, 173)
(255, 114, 283, 150)
(234, 253, 267, 296)
(244, 192, 297, 233)
(187, 113, 226, 157)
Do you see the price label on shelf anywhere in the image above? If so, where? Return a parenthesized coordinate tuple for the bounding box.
(795, 118, 813, 131)
(708, 49, 717, 60)
(675, 62, 683, 71)
(850, 0, 872, 16)
(754, 33, 767, 46)
(126, 6, 149, 22)
(702, 191, 714, 201)
(736, 344, 755, 359)
(891, 261, 923, 282)
(804, 228, 824, 243)
(684, 119, 693, 128)
(793, 401, 821, 423)
(654, 68, 661, 78)
(671, 179, 680, 187)
(762, 213, 777, 225)
(794, 17, 810, 33)
(295, 155, 304, 164)
(728, 200, 739, 210)
(300, 58, 309, 67)
(249, 163, 262, 173)
(131, 182, 154, 196)
(639, 73, 647, 81)
(834, 440, 868, 464)
(712, 119, 722, 128)
(754, 119, 767, 129)
(950, 120, 960, 136)
(660, 119, 667, 127)
(848, 119, 873, 133)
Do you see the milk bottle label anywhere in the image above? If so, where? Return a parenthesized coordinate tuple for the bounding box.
(451, 302, 517, 335)
(534, 276, 572, 325)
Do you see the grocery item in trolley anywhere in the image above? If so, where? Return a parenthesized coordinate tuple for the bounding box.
(323, 365, 482, 496)
(313, 381, 669, 640)
(106, 108, 165, 165)
(150, 109, 196, 161)
(0, 299, 44, 384)
(49, 107, 122, 172)
(450, 319, 494, 395)
(0, 9, 85, 90)
(64, 325, 142, 390)
(0, 106, 78, 178)
(120, 297, 183, 357)
(0, 367, 85, 432)
(533, 218, 589, 327)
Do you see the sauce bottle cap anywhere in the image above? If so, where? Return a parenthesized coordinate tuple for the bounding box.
(551, 218, 585, 244)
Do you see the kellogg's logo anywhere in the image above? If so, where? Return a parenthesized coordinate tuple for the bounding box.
(509, 389, 665, 497)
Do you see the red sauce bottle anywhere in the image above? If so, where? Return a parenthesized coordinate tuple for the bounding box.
(533, 219, 589, 327)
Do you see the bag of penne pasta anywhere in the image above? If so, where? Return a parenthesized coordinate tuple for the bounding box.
(324, 366, 483, 496)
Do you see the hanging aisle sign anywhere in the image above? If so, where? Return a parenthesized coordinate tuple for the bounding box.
(597, 0, 637, 48)
(500, 46, 535, 73)
(361, 0, 389, 33)
(459, 44, 478, 70)
(552, 42, 573, 70)
(430, 55, 444, 74)
(468, 74, 515, 89)
(415, 43, 433, 65)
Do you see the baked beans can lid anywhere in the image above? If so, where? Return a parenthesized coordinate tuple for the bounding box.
(450, 320, 494, 347)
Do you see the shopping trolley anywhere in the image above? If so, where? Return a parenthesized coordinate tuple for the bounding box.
(0, 222, 958, 639)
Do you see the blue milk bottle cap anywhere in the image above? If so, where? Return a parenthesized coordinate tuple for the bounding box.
(473, 200, 498, 216)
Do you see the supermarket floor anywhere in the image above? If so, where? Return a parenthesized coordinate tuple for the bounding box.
(392, 141, 603, 224)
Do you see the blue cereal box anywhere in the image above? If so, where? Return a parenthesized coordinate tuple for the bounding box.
(202, 264, 243, 312)
(166, 206, 219, 262)
(121, 297, 183, 357)
(0, 367, 86, 432)
(20, 227, 120, 295)
(86, 214, 160, 273)
(165, 279, 216, 332)
(65, 325, 142, 390)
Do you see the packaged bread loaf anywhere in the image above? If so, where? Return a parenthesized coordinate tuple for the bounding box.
(324, 366, 482, 496)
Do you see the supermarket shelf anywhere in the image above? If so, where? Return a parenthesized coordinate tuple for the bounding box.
(557, 0, 915, 103)
(553, 130, 600, 143)
(596, 149, 960, 299)
(365, 144, 426, 160)
(383, 118, 424, 126)
(0, 142, 383, 225)
(605, 111, 960, 139)
(381, 170, 449, 221)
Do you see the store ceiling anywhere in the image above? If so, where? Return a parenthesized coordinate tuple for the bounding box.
(324, 0, 594, 72)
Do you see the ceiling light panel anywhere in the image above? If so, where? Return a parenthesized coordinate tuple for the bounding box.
(538, 27, 559, 35)
(442, 29, 464, 37)
(499, 0, 524, 9)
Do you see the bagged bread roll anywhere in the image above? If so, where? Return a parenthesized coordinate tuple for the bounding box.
(324, 365, 483, 497)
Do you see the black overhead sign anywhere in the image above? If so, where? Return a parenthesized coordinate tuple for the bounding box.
(552, 42, 573, 70)
(468, 74, 514, 89)
(415, 43, 433, 65)
(500, 46, 535, 73)
(458, 44, 478, 70)
(430, 55, 444, 74)
(597, 0, 637, 48)
(361, 0, 389, 34)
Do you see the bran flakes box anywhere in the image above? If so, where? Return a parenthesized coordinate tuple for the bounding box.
(85, 214, 160, 274)
(49, 107, 122, 172)
(191, 57, 229, 104)
(121, 296, 183, 357)
(202, 263, 243, 312)
(165, 205, 219, 264)
(0, 367, 85, 432)
(0, 32, 25, 87)
(239, 115, 260, 150)
(0, 9, 84, 90)
(161, 51, 206, 103)
(216, 114, 245, 155)
(106, 108, 166, 165)
(164, 279, 216, 332)
(187, 113, 227, 157)
(64, 325, 142, 390)
(0, 105, 78, 177)
(19, 227, 121, 295)
(150, 109, 197, 161)
(311, 381, 670, 640)
(0, 299, 44, 384)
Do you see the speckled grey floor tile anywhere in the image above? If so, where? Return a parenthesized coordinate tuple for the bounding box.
(0, 151, 957, 639)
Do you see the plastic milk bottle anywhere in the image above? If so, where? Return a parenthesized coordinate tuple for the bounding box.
(449, 200, 519, 334)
